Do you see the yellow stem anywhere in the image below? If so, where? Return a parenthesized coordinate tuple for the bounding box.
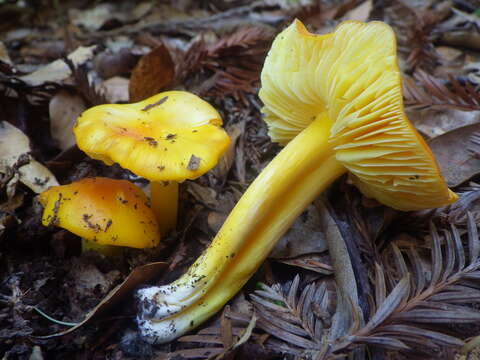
(150, 181, 179, 234)
(138, 116, 347, 342)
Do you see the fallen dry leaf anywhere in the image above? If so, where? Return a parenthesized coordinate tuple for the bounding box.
(94, 48, 138, 79)
(100, 76, 130, 103)
(34, 262, 166, 339)
(187, 182, 218, 208)
(69, 3, 125, 31)
(0, 121, 59, 194)
(314, 197, 364, 332)
(342, 0, 372, 22)
(270, 205, 328, 259)
(49, 90, 86, 150)
(408, 108, 480, 138)
(211, 120, 245, 180)
(208, 211, 226, 233)
(429, 123, 480, 187)
(69, 259, 121, 305)
(129, 43, 175, 102)
(19, 46, 97, 87)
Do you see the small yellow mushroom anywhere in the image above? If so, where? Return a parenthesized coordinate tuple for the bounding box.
(73, 91, 230, 233)
(39, 177, 160, 250)
(136, 20, 458, 343)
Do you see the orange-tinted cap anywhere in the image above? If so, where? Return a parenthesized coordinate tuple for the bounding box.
(259, 20, 457, 211)
(39, 177, 160, 248)
(74, 91, 230, 182)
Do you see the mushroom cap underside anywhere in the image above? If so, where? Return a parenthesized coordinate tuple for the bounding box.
(39, 177, 160, 248)
(74, 91, 230, 182)
(259, 20, 457, 211)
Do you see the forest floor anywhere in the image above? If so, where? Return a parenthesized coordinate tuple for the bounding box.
(2, 0, 480, 359)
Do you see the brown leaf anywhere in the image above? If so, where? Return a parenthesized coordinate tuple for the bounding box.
(129, 43, 175, 102)
(33, 262, 166, 339)
(428, 123, 480, 187)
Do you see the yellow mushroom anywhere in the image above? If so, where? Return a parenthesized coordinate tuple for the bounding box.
(73, 91, 230, 233)
(39, 177, 160, 251)
(136, 20, 458, 343)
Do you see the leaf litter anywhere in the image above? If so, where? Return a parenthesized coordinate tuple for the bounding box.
(4, 0, 480, 359)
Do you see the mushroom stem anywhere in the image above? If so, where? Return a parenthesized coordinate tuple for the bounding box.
(81, 238, 123, 256)
(137, 115, 346, 343)
(150, 181, 179, 234)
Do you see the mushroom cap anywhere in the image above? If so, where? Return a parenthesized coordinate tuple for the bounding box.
(39, 177, 160, 248)
(259, 20, 457, 211)
(74, 91, 230, 182)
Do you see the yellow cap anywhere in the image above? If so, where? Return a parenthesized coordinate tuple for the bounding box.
(39, 177, 160, 248)
(74, 91, 230, 182)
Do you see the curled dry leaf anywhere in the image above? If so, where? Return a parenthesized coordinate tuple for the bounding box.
(0, 121, 58, 194)
(48, 90, 86, 151)
(428, 123, 480, 187)
(128, 43, 175, 102)
(19, 46, 97, 87)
